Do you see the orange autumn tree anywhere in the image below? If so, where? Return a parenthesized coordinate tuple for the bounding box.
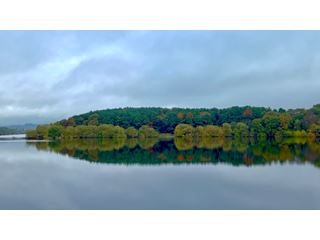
(177, 112, 184, 120)
(243, 108, 252, 117)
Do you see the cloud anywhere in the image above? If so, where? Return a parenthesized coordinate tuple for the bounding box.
(0, 31, 320, 125)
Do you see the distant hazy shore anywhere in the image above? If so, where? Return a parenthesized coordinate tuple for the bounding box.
(0, 134, 26, 140)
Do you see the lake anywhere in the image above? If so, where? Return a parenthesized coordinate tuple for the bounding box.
(0, 137, 320, 209)
(0, 134, 26, 139)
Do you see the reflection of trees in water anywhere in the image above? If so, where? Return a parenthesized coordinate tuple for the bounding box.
(174, 136, 194, 150)
(234, 138, 249, 153)
(197, 137, 225, 150)
(126, 138, 138, 149)
(138, 137, 159, 150)
(27, 137, 320, 167)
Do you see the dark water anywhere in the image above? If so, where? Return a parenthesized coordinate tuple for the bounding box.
(0, 137, 320, 209)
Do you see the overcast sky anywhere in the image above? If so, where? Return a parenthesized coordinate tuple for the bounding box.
(0, 31, 320, 125)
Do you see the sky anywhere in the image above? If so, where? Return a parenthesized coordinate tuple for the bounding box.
(0, 30, 320, 125)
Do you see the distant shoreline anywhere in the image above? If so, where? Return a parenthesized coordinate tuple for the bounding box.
(0, 134, 26, 140)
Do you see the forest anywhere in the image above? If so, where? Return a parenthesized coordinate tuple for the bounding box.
(26, 104, 320, 140)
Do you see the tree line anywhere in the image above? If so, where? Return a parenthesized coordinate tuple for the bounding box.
(57, 106, 270, 133)
(0, 127, 24, 136)
(27, 104, 320, 139)
(26, 124, 159, 140)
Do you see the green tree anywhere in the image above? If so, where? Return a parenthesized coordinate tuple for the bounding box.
(113, 126, 126, 138)
(125, 127, 139, 138)
(88, 113, 99, 126)
(250, 118, 266, 138)
(174, 124, 194, 137)
(262, 112, 281, 137)
(203, 125, 223, 137)
(279, 113, 292, 130)
(294, 119, 302, 130)
(26, 129, 38, 139)
(222, 123, 233, 137)
(61, 126, 77, 139)
(139, 125, 159, 138)
(75, 125, 99, 138)
(36, 125, 49, 139)
(309, 124, 320, 136)
(48, 125, 64, 139)
(233, 122, 249, 138)
(98, 124, 116, 138)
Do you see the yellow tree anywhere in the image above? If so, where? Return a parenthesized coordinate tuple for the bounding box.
(279, 113, 292, 130)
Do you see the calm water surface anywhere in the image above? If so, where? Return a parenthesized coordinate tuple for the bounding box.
(0, 137, 320, 209)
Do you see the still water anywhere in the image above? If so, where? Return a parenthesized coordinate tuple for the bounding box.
(0, 137, 320, 209)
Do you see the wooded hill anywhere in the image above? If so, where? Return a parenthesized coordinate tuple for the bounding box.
(60, 106, 272, 132)
(27, 104, 320, 140)
(59, 105, 320, 133)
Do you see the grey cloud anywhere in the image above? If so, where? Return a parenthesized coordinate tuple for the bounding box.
(0, 31, 320, 125)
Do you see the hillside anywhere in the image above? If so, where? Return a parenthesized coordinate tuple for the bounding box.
(58, 106, 271, 133)
(55, 105, 320, 134)
(0, 127, 23, 136)
(0, 124, 36, 136)
(26, 104, 320, 140)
